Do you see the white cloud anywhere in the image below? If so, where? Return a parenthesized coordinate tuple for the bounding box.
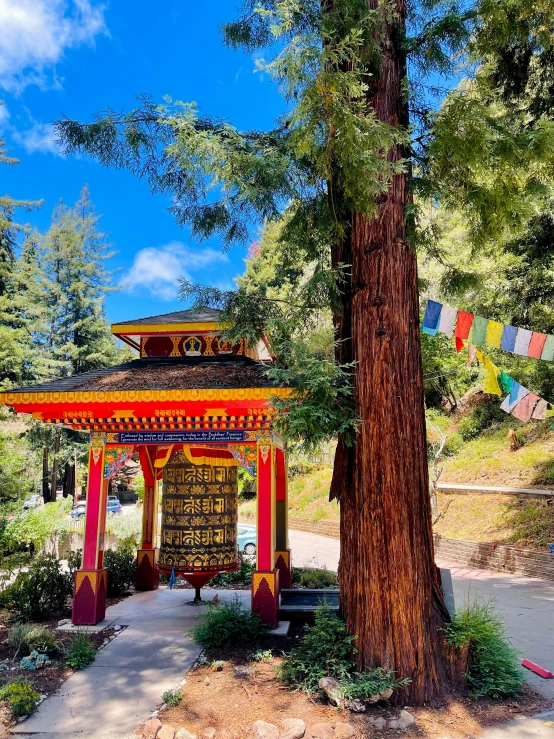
(0, 101, 9, 130)
(12, 120, 61, 155)
(121, 242, 229, 302)
(0, 0, 108, 93)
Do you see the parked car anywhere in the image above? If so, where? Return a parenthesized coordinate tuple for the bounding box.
(237, 525, 257, 555)
(69, 499, 122, 519)
(107, 495, 119, 505)
(23, 494, 41, 510)
(107, 499, 122, 515)
(70, 503, 87, 519)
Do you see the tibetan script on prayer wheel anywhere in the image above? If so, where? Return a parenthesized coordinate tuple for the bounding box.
(159, 448, 239, 574)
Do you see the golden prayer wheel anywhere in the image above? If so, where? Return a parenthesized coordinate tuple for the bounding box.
(159, 446, 239, 596)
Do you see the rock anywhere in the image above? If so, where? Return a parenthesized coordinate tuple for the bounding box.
(175, 730, 198, 739)
(305, 723, 334, 739)
(57, 618, 70, 627)
(158, 727, 176, 739)
(202, 728, 216, 739)
(234, 666, 251, 678)
(180, 679, 187, 686)
(318, 677, 343, 706)
(113, 624, 122, 631)
(379, 688, 393, 701)
(367, 718, 386, 730)
(143, 718, 163, 739)
(334, 724, 356, 739)
(246, 720, 280, 739)
(367, 694, 381, 704)
(345, 699, 365, 713)
(387, 710, 415, 730)
(280, 718, 306, 739)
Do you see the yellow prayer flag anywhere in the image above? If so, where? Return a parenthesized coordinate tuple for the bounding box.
(482, 356, 502, 396)
(486, 320, 503, 349)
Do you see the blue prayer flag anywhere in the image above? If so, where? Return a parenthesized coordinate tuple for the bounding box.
(501, 325, 518, 353)
(548, 543, 554, 554)
(169, 567, 176, 590)
(422, 300, 442, 336)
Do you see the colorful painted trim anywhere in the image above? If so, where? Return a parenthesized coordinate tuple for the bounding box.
(112, 322, 223, 335)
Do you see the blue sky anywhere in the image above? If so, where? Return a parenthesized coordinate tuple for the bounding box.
(0, 1, 284, 323)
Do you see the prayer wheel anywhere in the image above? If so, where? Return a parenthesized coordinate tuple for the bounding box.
(158, 446, 239, 597)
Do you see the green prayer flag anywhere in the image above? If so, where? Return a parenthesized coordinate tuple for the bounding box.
(541, 335, 554, 361)
(499, 372, 513, 393)
(471, 315, 488, 345)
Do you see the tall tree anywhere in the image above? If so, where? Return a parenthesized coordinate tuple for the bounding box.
(55, 0, 554, 702)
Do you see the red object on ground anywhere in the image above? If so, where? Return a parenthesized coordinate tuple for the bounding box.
(522, 659, 554, 678)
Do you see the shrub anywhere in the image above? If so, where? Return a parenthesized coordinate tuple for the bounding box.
(7, 624, 33, 658)
(191, 595, 267, 649)
(27, 625, 57, 653)
(444, 602, 524, 698)
(458, 401, 506, 441)
(0, 555, 70, 620)
(162, 688, 181, 707)
(210, 553, 255, 587)
(298, 569, 338, 589)
(103, 546, 136, 596)
(67, 549, 82, 577)
(65, 633, 96, 670)
(0, 680, 40, 716)
(340, 668, 410, 701)
(279, 606, 356, 692)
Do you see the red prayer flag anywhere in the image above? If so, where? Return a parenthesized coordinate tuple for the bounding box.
(455, 336, 465, 353)
(455, 310, 474, 340)
(527, 332, 547, 359)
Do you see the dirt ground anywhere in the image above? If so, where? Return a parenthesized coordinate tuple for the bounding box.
(156, 637, 551, 739)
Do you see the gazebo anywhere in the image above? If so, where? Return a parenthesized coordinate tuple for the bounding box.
(0, 310, 292, 627)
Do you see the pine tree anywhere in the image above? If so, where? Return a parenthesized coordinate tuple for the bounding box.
(54, 0, 554, 703)
(39, 186, 119, 376)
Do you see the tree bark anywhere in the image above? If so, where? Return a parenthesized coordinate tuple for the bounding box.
(42, 447, 50, 504)
(333, 0, 449, 705)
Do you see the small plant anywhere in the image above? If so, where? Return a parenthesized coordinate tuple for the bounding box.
(20, 651, 51, 671)
(103, 546, 137, 596)
(340, 668, 410, 702)
(444, 601, 524, 698)
(26, 625, 57, 653)
(279, 605, 356, 692)
(65, 633, 96, 670)
(211, 660, 224, 671)
(0, 555, 70, 621)
(248, 649, 273, 663)
(7, 624, 33, 659)
(0, 679, 40, 716)
(162, 688, 181, 707)
(210, 553, 255, 587)
(298, 569, 338, 589)
(190, 595, 268, 649)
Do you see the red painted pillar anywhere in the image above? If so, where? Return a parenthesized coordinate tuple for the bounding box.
(274, 447, 291, 590)
(72, 437, 108, 625)
(136, 445, 160, 591)
(251, 434, 279, 627)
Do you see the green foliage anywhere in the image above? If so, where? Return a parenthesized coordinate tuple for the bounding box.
(105, 507, 142, 548)
(296, 568, 338, 589)
(444, 602, 524, 698)
(0, 679, 40, 716)
(7, 624, 33, 657)
(20, 651, 51, 671)
(339, 668, 410, 701)
(162, 688, 181, 707)
(248, 649, 273, 663)
(279, 606, 356, 692)
(65, 633, 96, 670)
(0, 554, 70, 621)
(67, 549, 82, 577)
(210, 553, 255, 588)
(103, 546, 137, 597)
(190, 596, 268, 650)
(26, 625, 57, 653)
(3, 499, 72, 552)
(458, 400, 506, 441)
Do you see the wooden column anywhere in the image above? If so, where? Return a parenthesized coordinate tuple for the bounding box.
(72, 436, 108, 625)
(274, 447, 291, 589)
(251, 434, 279, 627)
(136, 445, 160, 591)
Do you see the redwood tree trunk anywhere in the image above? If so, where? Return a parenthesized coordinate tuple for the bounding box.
(333, 0, 448, 705)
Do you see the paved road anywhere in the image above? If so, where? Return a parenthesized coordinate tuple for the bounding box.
(289, 529, 554, 703)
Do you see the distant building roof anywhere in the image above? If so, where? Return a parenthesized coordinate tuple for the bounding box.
(112, 308, 222, 328)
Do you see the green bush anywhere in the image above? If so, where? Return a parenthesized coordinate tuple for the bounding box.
(27, 625, 57, 653)
(458, 401, 506, 441)
(103, 546, 136, 596)
(340, 668, 410, 701)
(162, 688, 181, 707)
(0, 680, 40, 716)
(7, 624, 33, 658)
(443, 432, 464, 457)
(210, 553, 255, 587)
(0, 555, 70, 620)
(67, 549, 82, 577)
(2, 499, 71, 552)
(298, 569, 338, 589)
(191, 595, 267, 649)
(279, 606, 356, 692)
(444, 602, 524, 698)
(65, 633, 96, 670)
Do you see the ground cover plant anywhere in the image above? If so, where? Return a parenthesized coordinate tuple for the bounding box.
(64, 633, 96, 670)
(292, 568, 338, 589)
(0, 680, 40, 717)
(191, 596, 267, 649)
(444, 602, 524, 698)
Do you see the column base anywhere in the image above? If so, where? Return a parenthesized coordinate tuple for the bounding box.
(275, 549, 292, 590)
(252, 569, 279, 628)
(72, 568, 108, 625)
(136, 548, 160, 591)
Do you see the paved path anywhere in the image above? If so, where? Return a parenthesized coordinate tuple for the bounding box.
(14, 588, 248, 738)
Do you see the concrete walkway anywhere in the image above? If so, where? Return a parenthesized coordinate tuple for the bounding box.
(14, 588, 249, 738)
